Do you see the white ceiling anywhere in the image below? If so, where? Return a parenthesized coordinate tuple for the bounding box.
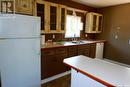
(72, 0, 130, 8)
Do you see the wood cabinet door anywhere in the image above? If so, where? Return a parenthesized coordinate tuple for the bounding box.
(36, 3, 45, 31)
(15, 0, 33, 15)
(90, 43, 96, 58)
(36, 1, 67, 33)
(98, 15, 103, 32)
(85, 12, 103, 33)
(56, 54, 68, 72)
(78, 44, 90, 57)
(57, 5, 66, 33)
(41, 47, 68, 79)
(68, 46, 78, 57)
(92, 14, 97, 32)
(36, 1, 50, 33)
(93, 13, 103, 33)
(41, 55, 59, 79)
(49, 3, 58, 33)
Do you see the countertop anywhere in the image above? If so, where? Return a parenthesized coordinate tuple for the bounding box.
(63, 55, 130, 87)
(41, 40, 106, 49)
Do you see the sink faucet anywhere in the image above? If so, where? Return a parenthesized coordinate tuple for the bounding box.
(72, 34, 77, 42)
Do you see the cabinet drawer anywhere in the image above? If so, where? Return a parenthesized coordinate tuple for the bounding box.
(56, 54, 68, 59)
(41, 49, 55, 56)
(55, 48, 67, 54)
(78, 48, 90, 57)
(68, 51, 77, 57)
(68, 46, 77, 52)
(78, 44, 90, 50)
(91, 43, 96, 46)
(78, 50, 84, 55)
(84, 49, 90, 57)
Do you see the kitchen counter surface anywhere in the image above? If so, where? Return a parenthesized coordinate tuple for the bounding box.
(41, 40, 106, 49)
(63, 55, 130, 87)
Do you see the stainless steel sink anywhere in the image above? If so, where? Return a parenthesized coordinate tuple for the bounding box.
(71, 40, 93, 44)
(71, 41, 86, 44)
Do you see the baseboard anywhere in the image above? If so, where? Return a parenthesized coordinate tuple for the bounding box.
(41, 71, 71, 84)
(104, 58, 130, 68)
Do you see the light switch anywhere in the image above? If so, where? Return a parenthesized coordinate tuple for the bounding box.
(117, 26, 121, 30)
(115, 35, 118, 39)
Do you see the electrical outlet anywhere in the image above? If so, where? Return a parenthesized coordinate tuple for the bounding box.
(128, 40, 130, 45)
(53, 35, 55, 39)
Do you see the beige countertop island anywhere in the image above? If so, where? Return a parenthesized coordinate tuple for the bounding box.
(64, 55, 130, 87)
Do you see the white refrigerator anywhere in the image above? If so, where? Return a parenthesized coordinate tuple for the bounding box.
(0, 14, 41, 87)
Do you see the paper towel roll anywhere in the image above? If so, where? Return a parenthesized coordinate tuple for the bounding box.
(41, 35, 45, 44)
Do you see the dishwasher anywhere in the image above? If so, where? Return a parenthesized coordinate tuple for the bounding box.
(96, 43, 104, 59)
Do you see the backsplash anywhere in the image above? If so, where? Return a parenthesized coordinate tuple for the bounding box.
(41, 32, 97, 43)
(43, 33, 65, 42)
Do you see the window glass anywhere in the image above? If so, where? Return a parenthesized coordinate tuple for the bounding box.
(65, 15, 82, 38)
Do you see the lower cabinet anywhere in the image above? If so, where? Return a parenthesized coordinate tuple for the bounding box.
(41, 55, 57, 79)
(68, 46, 78, 57)
(90, 43, 96, 58)
(78, 44, 90, 57)
(41, 48, 68, 80)
(56, 54, 68, 72)
(41, 43, 96, 80)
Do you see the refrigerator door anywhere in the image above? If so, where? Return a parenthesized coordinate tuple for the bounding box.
(0, 38, 41, 87)
(0, 14, 40, 38)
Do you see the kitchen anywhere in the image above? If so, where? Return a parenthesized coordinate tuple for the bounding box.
(0, 0, 130, 87)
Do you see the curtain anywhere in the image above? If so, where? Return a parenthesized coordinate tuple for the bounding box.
(65, 15, 82, 38)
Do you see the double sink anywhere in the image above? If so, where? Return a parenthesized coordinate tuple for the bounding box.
(55, 40, 93, 45)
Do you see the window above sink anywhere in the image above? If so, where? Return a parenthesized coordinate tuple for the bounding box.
(65, 14, 83, 38)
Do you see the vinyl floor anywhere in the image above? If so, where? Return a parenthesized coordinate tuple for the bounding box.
(42, 74, 71, 87)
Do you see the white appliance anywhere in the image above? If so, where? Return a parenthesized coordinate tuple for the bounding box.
(96, 43, 104, 59)
(0, 14, 41, 87)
